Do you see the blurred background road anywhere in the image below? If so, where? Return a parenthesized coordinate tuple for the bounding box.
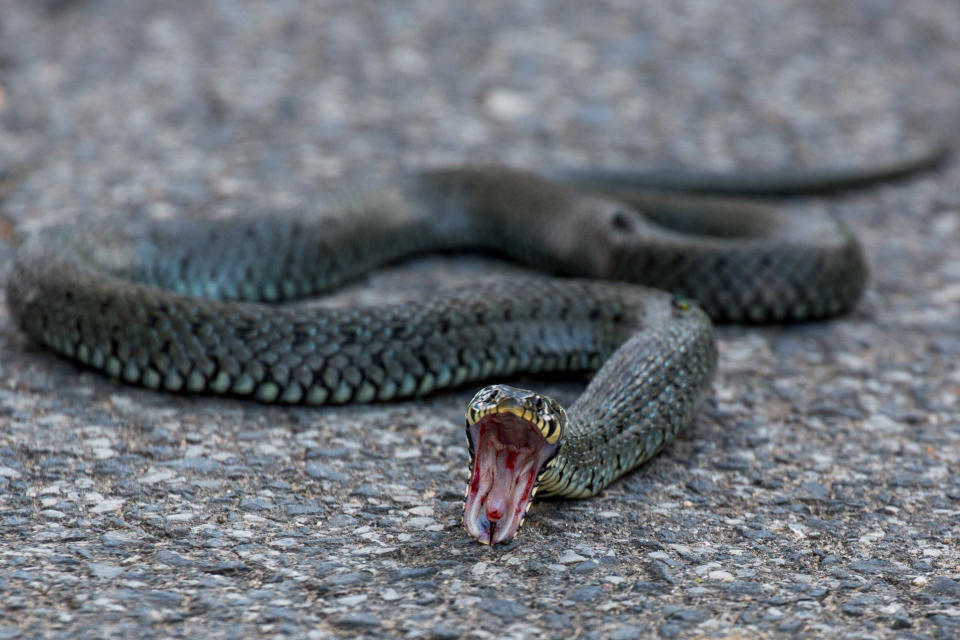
(1, 2, 959, 638)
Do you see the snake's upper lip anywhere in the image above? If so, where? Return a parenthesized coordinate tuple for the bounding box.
(463, 411, 560, 544)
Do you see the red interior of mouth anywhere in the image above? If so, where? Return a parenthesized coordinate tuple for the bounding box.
(464, 413, 560, 544)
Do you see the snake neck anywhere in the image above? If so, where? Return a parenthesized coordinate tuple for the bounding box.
(536, 301, 718, 498)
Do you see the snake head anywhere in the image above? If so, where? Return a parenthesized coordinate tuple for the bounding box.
(463, 384, 566, 544)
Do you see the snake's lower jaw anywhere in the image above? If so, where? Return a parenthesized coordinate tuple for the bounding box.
(463, 411, 561, 544)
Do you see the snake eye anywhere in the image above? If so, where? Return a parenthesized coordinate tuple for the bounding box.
(533, 396, 543, 410)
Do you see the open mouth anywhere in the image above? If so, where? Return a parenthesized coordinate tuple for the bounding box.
(464, 407, 561, 544)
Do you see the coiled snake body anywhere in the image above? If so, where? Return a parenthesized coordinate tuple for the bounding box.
(7, 148, 945, 543)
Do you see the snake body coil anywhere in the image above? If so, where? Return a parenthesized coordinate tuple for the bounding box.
(6, 152, 943, 543)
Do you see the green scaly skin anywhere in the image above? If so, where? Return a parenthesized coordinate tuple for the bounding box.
(5, 146, 947, 542)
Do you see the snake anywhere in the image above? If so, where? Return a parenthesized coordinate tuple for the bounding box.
(6, 144, 946, 544)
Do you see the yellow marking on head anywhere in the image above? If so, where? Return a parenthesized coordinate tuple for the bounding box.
(541, 420, 562, 444)
(543, 420, 556, 442)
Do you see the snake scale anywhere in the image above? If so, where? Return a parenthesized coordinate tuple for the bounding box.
(7, 145, 946, 543)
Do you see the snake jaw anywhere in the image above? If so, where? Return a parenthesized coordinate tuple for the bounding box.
(463, 385, 565, 544)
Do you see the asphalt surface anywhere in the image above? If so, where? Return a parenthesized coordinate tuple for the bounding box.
(1, 1, 960, 638)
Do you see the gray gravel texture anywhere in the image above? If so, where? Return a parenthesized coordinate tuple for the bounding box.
(1, 1, 959, 638)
